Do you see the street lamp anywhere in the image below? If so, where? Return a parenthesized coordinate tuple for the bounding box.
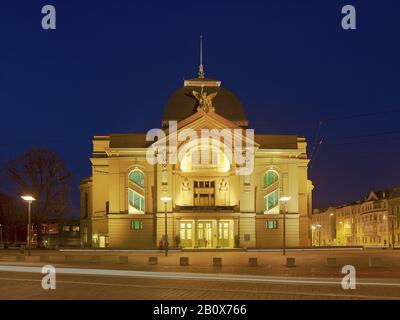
(311, 225, 316, 246)
(389, 214, 395, 248)
(160, 196, 171, 256)
(279, 196, 291, 255)
(315, 224, 322, 246)
(21, 195, 35, 256)
(311, 224, 322, 246)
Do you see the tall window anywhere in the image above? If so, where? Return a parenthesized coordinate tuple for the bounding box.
(128, 169, 145, 214)
(128, 189, 145, 214)
(263, 170, 278, 189)
(264, 190, 279, 212)
(129, 170, 144, 188)
(263, 170, 279, 214)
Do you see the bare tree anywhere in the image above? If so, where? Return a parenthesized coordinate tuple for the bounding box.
(0, 193, 25, 244)
(7, 147, 72, 246)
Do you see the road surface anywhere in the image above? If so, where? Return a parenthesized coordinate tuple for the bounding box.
(0, 264, 399, 299)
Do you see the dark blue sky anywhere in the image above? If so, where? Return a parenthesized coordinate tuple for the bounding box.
(1, 0, 400, 210)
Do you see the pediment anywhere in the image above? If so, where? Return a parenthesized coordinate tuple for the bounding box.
(366, 192, 379, 201)
(158, 109, 259, 150)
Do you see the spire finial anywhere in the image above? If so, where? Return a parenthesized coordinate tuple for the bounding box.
(198, 34, 205, 78)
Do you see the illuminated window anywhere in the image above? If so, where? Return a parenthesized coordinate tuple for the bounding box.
(62, 226, 70, 232)
(128, 189, 145, 213)
(180, 223, 192, 241)
(72, 226, 80, 232)
(263, 170, 279, 214)
(263, 170, 278, 188)
(266, 220, 278, 229)
(264, 190, 279, 213)
(129, 170, 144, 188)
(128, 169, 145, 214)
(131, 220, 143, 230)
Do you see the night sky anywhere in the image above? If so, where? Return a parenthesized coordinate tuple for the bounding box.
(1, 0, 400, 212)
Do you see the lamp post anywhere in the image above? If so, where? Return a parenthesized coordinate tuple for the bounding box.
(329, 213, 335, 245)
(279, 196, 291, 256)
(21, 195, 35, 256)
(160, 197, 171, 256)
(316, 224, 322, 246)
(311, 225, 316, 246)
(389, 214, 395, 248)
(311, 224, 322, 246)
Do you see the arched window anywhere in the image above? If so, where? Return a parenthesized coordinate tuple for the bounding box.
(263, 170, 278, 189)
(129, 170, 144, 188)
(263, 170, 279, 214)
(128, 169, 145, 214)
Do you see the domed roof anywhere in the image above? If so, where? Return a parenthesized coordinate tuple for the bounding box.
(162, 77, 248, 127)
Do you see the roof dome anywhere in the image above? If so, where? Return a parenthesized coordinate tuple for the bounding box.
(162, 77, 248, 127)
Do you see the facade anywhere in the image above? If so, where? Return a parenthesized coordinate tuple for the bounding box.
(0, 193, 80, 248)
(40, 219, 81, 248)
(29, 219, 81, 249)
(80, 64, 313, 249)
(310, 207, 336, 246)
(312, 188, 400, 247)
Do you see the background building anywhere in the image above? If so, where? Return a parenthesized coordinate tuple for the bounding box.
(39, 219, 81, 249)
(310, 207, 336, 246)
(80, 65, 313, 249)
(312, 188, 400, 247)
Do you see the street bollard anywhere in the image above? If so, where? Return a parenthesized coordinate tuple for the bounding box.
(0, 255, 17, 262)
(25, 255, 40, 262)
(40, 255, 50, 262)
(49, 255, 64, 262)
(213, 257, 222, 267)
(118, 256, 129, 264)
(286, 257, 296, 267)
(326, 257, 337, 267)
(149, 256, 158, 265)
(248, 257, 258, 267)
(20, 245, 25, 255)
(16, 255, 25, 262)
(369, 257, 383, 267)
(180, 257, 189, 266)
(91, 255, 100, 263)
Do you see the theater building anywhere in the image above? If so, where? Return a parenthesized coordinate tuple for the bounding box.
(80, 61, 313, 249)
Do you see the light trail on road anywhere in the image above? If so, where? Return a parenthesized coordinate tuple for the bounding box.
(1, 264, 400, 287)
(0, 275, 397, 300)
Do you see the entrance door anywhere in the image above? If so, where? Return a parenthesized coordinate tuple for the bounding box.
(198, 222, 213, 248)
(219, 222, 230, 247)
(99, 236, 106, 248)
(180, 222, 193, 247)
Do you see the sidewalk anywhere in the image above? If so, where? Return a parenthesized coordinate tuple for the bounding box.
(1, 249, 400, 278)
